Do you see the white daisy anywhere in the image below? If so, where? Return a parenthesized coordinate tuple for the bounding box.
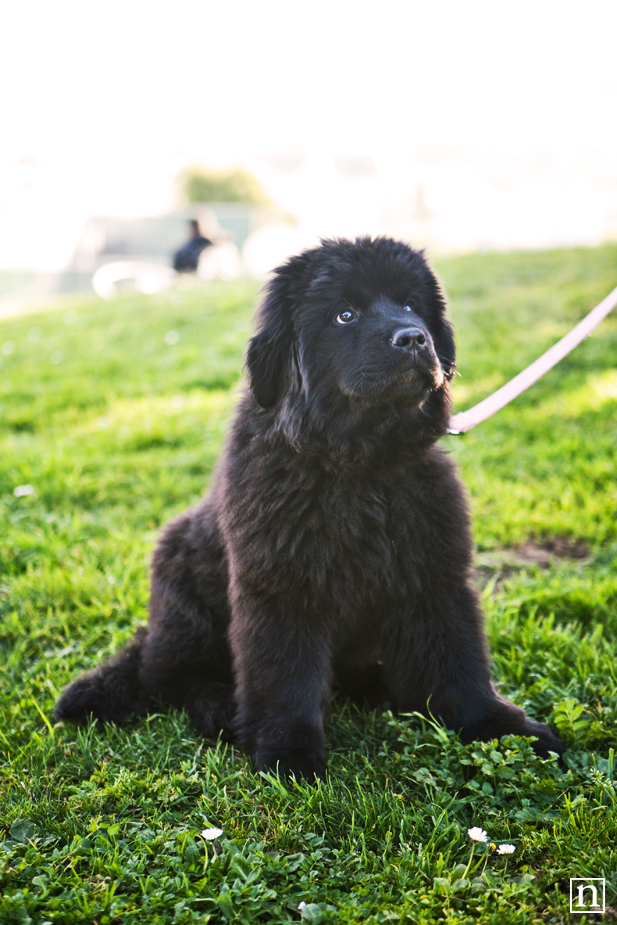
(14, 484, 34, 498)
(467, 827, 488, 842)
(200, 827, 223, 840)
(497, 843, 515, 855)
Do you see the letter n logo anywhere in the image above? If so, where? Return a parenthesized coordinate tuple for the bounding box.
(570, 878, 605, 913)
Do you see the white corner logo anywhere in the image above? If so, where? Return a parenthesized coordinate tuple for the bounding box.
(570, 878, 605, 914)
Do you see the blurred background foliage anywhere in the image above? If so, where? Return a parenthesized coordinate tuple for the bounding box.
(181, 166, 270, 205)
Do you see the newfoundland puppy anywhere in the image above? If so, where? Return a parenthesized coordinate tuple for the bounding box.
(55, 236, 563, 778)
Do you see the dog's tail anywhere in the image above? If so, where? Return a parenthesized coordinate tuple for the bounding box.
(54, 626, 152, 725)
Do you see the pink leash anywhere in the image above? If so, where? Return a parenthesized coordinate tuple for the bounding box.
(447, 284, 617, 435)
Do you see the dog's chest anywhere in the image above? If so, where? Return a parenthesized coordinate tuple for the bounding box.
(224, 455, 441, 612)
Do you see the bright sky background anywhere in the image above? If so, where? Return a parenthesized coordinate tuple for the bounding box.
(1, 0, 617, 268)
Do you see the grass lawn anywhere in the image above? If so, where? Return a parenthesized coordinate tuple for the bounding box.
(1, 244, 616, 923)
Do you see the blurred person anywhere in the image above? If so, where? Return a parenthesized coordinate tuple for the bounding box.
(173, 219, 213, 273)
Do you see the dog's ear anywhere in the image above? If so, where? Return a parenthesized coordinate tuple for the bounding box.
(246, 322, 292, 409)
(246, 252, 313, 409)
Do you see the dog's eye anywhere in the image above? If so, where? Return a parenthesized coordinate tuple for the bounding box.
(336, 309, 356, 324)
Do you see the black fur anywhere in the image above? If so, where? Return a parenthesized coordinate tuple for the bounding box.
(55, 236, 563, 777)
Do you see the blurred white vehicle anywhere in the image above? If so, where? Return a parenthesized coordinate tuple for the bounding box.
(92, 261, 176, 299)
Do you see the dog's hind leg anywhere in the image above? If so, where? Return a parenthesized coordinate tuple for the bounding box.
(55, 501, 234, 737)
(54, 623, 236, 736)
(55, 614, 236, 736)
(54, 626, 153, 724)
(135, 594, 235, 739)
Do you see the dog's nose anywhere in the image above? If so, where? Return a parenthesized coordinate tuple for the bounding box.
(391, 327, 426, 349)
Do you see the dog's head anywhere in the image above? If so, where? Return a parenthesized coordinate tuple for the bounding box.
(247, 237, 455, 422)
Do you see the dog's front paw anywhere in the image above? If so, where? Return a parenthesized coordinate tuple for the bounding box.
(522, 718, 564, 758)
(250, 717, 326, 781)
(255, 745, 325, 781)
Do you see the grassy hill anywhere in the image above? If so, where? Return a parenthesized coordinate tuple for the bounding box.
(1, 245, 616, 922)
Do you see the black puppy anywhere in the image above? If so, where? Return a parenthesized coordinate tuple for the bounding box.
(55, 236, 563, 778)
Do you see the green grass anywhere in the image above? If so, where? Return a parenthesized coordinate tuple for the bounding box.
(1, 244, 616, 923)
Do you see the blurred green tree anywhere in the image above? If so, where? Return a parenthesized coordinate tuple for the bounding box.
(182, 166, 269, 204)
